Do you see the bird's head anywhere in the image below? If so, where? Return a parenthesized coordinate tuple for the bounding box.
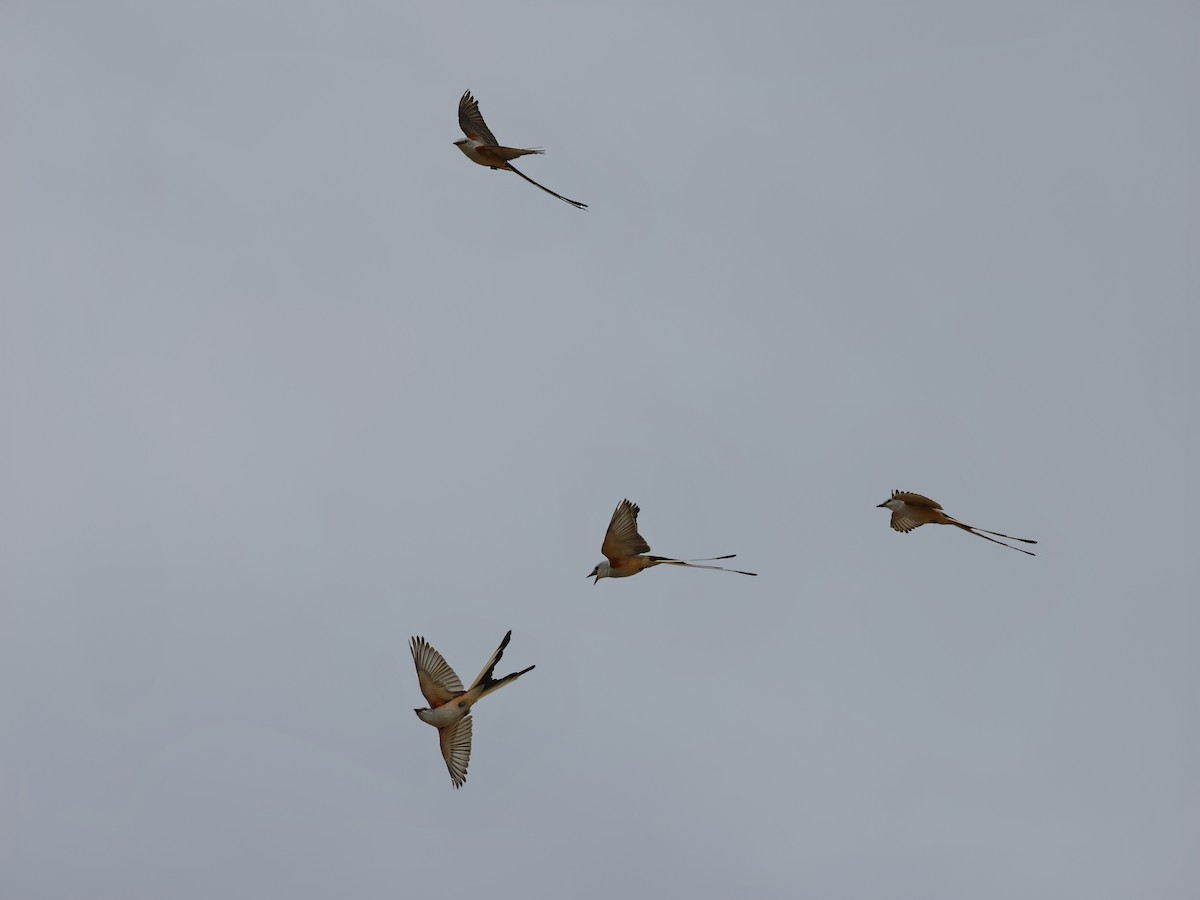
(877, 496, 901, 510)
(453, 138, 468, 147)
(588, 562, 607, 584)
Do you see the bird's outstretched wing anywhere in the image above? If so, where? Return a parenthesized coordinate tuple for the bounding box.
(889, 509, 926, 533)
(439, 715, 473, 789)
(410, 636, 464, 707)
(890, 490, 942, 509)
(602, 499, 652, 562)
(458, 91, 499, 146)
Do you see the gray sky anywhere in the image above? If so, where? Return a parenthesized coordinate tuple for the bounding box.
(3, 2, 1198, 898)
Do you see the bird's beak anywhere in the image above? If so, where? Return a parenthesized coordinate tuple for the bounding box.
(876, 502, 888, 507)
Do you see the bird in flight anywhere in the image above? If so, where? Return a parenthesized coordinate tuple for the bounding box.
(410, 631, 535, 788)
(454, 90, 588, 209)
(876, 490, 1038, 556)
(588, 499, 757, 583)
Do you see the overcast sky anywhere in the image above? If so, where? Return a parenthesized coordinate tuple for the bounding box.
(2, 2, 1198, 898)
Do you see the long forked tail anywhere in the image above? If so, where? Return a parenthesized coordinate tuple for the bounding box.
(478, 664, 536, 698)
(652, 556, 758, 576)
(470, 630, 536, 698)
(949, 521, 1037, 556)
(506, 162, 588, 209)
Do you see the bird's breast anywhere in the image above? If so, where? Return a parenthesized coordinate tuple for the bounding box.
(455, 141, 492, 167)
(607, 560, 644, 577)
(417, 703, 469, 728)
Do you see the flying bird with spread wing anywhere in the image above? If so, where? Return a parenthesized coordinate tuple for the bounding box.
(588, 499, 757, 583)
(410, 631, 535, 788)
(876, 490, 1038, 556)
(453, 90, 587, 209)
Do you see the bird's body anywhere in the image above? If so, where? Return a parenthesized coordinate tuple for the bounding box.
(410, 631, 534, 788)
(414, 702, 470, 729)
(590, 557, 662, 579)
(590, 559, 631, 579)
(454, 91, 587, 209)
(453, 137, 542, 168)
(588, 499, 757, 583)
(877, 490, 1037, 556)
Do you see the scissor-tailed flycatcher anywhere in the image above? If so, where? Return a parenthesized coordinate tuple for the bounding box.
(410, 630, 535, 788)
(588, 499, 757, 583)
(876, 490, 1038, 556)
(454, 90, 587, 210)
